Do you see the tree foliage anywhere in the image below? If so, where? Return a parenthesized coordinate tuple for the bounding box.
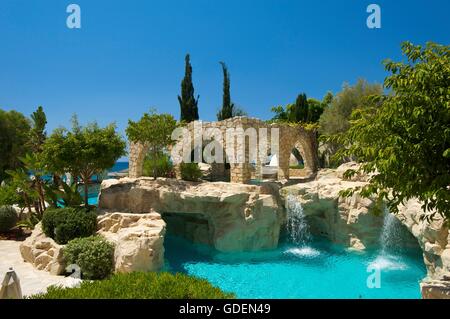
(0, 109, 31, 182)
(319, 79, 382, 136)
(271, 92, 331, 123)
(43, 116, 126, 206)
(319, 79, 382, 167)
(217, 62, 235, 121)
(126, 110, 177, 178)
(331, 42, 450, 221)
(178, 54, 199, 122)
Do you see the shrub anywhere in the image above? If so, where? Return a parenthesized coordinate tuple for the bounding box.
(64, 236, 115, 280)
(41, 207, 97, 244)
(180, 162, 202, 182)
(143, 153, 174, 178)
(31, 272, 235, 299)
(0, 206, 18, 232)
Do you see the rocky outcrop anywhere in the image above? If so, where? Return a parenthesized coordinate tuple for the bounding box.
(420, 278, 450, 299)
(19, 223, 65, 275)
(20, 213, 167, 276)
(97, 212, 166, 273)
(280, 164, 385, 250)
(281, 162, 450, 298)
(99, 178, 283, 252)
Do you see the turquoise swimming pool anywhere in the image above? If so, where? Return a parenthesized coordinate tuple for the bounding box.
(163, 235, 426, 299)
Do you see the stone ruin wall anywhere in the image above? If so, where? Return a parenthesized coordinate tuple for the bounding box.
(128, 116, 319, 183)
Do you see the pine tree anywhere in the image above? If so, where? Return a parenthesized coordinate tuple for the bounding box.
(217, 62, 234, 121)
(178, 54, 199, 122)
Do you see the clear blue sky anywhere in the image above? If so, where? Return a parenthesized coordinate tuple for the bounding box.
(1, 0, 449, 139)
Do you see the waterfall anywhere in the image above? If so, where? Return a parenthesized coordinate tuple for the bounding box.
(369, 208, 408, 271)
(285, 194, 311, 245)
(380, 208, 404, 254)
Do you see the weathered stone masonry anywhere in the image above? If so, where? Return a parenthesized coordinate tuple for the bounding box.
(129, 117, 318, 183)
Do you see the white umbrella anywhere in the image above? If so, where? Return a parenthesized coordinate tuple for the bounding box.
(0, 267, 23, 299)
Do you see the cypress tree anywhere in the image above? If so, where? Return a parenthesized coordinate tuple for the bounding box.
(217, 62, 234, 121)
(294, 93, 309, 122)
(178, 54, 199, 122)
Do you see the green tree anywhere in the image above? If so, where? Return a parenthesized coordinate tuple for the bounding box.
(178, 54, 199, 122)
(332, 42, 450, 221)
(319, 79, 382, 136)
(126, 110, 177, 179)
(0, 110, 31, 182)
(270, 92, 330, 124)
(319, 79, 382, 166)
(43, 116, 126, 206)
(291, 93, 308, 122)
(28, 106, 47, 153)
(217, 62, 235, 121)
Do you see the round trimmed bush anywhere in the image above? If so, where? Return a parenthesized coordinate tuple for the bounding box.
(42, 207, 97, 244)
(64, 236, 115, 280)
(0, 206, 18, 233)
(31, 272, 235, 299)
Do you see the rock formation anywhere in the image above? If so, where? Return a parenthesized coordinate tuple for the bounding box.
(20, 213, 167, 275)
(19, 223, 65, 275)
(98, 178, 283, 252)
(97, 212, 166, 273)
(280, 162, 450, 299)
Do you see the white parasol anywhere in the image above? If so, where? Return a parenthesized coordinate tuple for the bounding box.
(0, 267, 23, 299)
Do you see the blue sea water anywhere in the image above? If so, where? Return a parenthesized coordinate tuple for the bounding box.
(84, 161, 129, 205)
(163, 236, 426, 299)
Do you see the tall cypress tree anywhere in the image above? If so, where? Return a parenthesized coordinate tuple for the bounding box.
(178, 54, 199, 122)
(294, 93, 309, 122)
(217, 62, 234, 121)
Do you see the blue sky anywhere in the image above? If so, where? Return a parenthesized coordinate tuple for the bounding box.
(1, 0, 449, 141)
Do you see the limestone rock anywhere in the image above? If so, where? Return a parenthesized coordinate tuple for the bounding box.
(99, 178, 283, 252)
(281, 162, 450, 298)
(421, 278, 450, 299)
(97, 212, 166, 273)
(280, 165, 382, 250)
(19, 223, 65, 275)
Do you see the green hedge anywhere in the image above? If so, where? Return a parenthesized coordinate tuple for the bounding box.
(31, 272, 235, 299)
(41, 207, 97, 244)
(64, 236, 115, 280)
(0, 206, 18, 232)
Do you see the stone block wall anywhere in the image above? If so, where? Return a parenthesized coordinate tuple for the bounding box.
(128, 117, 319, 183)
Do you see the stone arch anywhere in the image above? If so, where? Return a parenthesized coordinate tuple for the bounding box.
(129, 142, 149, 178)
(128, 117, 319, 183)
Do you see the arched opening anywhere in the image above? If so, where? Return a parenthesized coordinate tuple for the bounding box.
(188, 141, 231, 182)
(289, 142, 311, 179)
(162, 212, 215, 246)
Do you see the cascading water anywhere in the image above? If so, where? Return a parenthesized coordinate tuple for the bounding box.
(380, 208, 404, 254)
(285, 194, 311, 245)
(370, 207, 408, 270)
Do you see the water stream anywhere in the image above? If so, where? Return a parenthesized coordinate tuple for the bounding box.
(285, 194, 311, 245)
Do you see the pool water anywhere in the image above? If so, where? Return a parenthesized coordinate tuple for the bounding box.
(163, 236, 426, 299)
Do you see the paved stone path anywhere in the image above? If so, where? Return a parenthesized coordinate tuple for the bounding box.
(0, 240, 80, 298)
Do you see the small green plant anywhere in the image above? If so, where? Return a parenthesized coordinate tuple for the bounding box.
(143, 153, 174, 178)
(64, 236, 115, 280)
(0, 206, 18, 233)
(31, 272, 235, 299)
(43, 182, 83, 208)
(180, 162, 202, 182)
(41, 207, 97, 244)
